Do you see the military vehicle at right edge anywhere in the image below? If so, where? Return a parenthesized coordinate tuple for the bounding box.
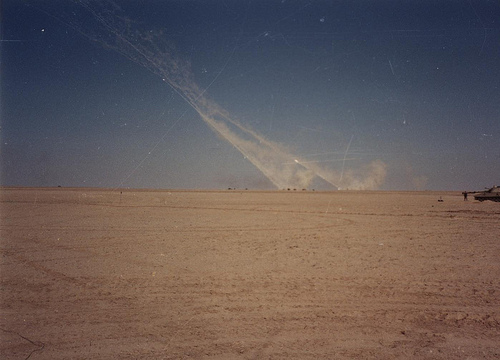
(467, 186, 500, 202)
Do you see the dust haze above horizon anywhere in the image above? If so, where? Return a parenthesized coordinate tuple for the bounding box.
(2, 0, 499, 190)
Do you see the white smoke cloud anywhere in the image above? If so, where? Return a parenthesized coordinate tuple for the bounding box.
(338, 160, 388, 190)
(71, 1, 387, 190)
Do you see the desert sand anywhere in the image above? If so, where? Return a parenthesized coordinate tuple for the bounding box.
(1, 187, 499, 359)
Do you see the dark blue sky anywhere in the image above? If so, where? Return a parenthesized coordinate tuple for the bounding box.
(2, 1, 499, 190)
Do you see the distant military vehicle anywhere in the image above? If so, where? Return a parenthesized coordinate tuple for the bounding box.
(467, 186, 500, 202)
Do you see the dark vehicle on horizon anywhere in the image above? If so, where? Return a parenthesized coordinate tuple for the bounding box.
(467, 186, 500, 202)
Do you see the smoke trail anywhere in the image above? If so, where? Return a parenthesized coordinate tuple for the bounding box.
(70, 1, 386, 190)
(339, 135, 354, 183)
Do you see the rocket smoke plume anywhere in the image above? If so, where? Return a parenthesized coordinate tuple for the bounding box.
(70, 0, 387, 190)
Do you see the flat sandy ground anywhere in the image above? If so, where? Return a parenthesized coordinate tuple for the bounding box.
(1, 188, 499, 359)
